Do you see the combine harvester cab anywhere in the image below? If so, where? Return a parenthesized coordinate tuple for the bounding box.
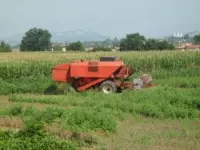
(51, 56, 155, 94)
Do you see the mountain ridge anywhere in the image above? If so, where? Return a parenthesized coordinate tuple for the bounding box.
(1, 29, 110, 45)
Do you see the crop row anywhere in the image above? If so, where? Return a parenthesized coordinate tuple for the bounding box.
(0, 51, 200, 79)
(8, 85, 200, 119)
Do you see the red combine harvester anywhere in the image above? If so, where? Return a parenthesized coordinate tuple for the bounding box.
(52, 56, 155, 93)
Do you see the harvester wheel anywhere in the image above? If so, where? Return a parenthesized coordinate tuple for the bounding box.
(100, 80, 117, 94)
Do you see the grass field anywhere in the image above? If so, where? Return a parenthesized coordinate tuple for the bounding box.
(0, 50, 200, 150)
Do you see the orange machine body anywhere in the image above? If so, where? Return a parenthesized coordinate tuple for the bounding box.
(52, 57, 136, 92)
(70, 61, 123, 78)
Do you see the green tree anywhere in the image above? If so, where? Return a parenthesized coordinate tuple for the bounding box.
(119, 33, 146, 51)
(144, 39, 174, 51)
(0, 41, 12, 52)
(20, 27, 52, 51)
(157, 40, 175, 50)
(66, 41, 84, 51)
(144, 39, 159, 50)
(193, 34, 200, 44)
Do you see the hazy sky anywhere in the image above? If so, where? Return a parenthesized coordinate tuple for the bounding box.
(0, 0, 199, 38)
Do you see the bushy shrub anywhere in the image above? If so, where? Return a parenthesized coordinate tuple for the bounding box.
(61, 107, 117, 132)
(0, 130, 76, 150)
(91, 46, 112, 52)
(66, 41, 84, 51)
(0, 41, 12, 52)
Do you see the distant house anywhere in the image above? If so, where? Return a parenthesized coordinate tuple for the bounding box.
(176, 42, 192, 49)
(185, 44, 200, 50)
(176, 42, 200, 50)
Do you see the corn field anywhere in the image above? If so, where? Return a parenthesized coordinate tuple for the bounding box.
(0, 50, 200, 75)
(0, 50, 200, 94)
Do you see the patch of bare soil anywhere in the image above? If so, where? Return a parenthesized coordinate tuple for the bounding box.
(0, 117, 23, 129)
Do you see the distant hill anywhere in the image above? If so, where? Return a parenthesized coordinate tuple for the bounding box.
(1, 29, 109, 45)
(52, 29, 109, 43)
(186, 30, 200, 37)
(163, 30, 200, 43)
(0, 33, 23, 46)
(165, 30, 200, 39)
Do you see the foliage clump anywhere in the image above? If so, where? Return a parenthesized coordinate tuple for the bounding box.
(0, 41, 12, 52)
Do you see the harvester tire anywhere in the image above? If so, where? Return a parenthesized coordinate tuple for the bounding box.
(100, 80, 117, 94)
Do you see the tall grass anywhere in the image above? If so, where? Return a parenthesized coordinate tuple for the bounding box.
(1, 51, 200, 74)
(0, 51, 200, 94)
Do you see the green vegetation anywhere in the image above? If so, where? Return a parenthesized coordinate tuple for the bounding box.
(52, 43, 63, 51)
(0, 51, 200, 149)
(91, 46, 112, 52)
(20, 27, 52, 51)
(0, 41, 12, 52)
(119, 33, 175, 51)
(194, 34, 200, 44)
(0, 130, 77, 150)
(66, 41, 85, 51)
(8, 86, 200, 120)
(0, 51, 199, 94)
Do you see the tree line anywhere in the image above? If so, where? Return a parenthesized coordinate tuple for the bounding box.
(1, 27, 200, 52)
(18, 28, 176, 51)
(119, 33, 175, 51)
